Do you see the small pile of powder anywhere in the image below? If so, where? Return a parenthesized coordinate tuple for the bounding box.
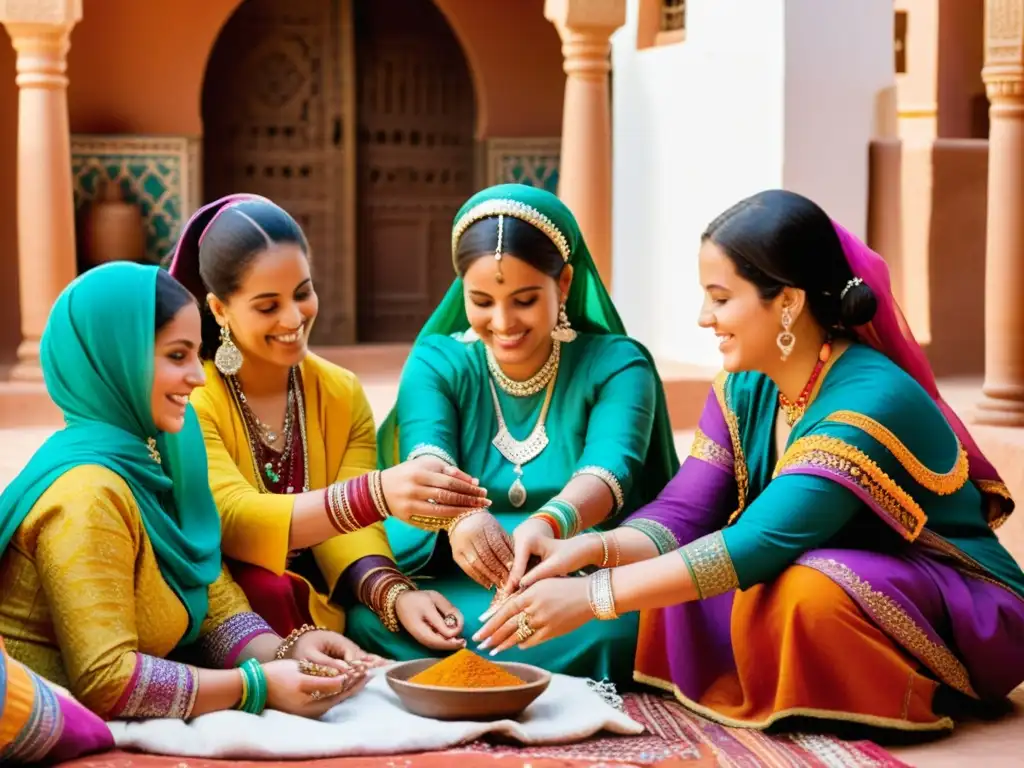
(408, 649, 525, 689)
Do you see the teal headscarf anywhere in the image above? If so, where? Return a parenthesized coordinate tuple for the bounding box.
(378, 183, 680, 506)
(0, 262, 223, 645)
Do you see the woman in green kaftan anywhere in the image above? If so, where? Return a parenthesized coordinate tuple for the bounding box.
(344, 185, 679, 681)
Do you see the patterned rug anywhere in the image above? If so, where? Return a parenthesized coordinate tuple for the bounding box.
(58, 693, 910, 768)
(452, 693, 912, 767)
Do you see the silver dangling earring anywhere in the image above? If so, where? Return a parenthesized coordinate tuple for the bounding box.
(551, 302, 577, 343)
(215, 324, 244, 376)
(776, 304, 795, 361)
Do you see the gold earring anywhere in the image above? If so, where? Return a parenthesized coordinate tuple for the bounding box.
(215, 324, 243, 376)
(776, 304, 795, 361)
(551, 301, 577, 343)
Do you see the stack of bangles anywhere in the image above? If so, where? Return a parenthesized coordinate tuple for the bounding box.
(357, 567, 416, 633)
(530, 497, 582, 539)
(235, 657, 268, 714)
(324, 470, 391, 534)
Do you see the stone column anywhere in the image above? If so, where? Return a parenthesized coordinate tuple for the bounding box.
(544, 0, 625, 289)
(0, 1, 82, 381)
(977, 0, 1024, 426)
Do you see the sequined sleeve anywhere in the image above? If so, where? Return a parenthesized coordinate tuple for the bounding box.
(571, 337, 657, 516)
(196, 567, 275, 669)
(31, 476, 200, 719)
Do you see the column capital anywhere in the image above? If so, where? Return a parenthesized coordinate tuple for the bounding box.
(544, 0, 625, 35)
(0, 0, 81, 26)
(983, 0, 1024, 100)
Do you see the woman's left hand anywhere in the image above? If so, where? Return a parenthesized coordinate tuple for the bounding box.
(448, 511, 516, 589)
(472, 577, 593, 655)
(287, 630, 389, 672)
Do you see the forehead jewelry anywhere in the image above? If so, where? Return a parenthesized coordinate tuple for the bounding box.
(494, 214, 505, 284)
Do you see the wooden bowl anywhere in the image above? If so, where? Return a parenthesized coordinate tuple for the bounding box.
(385, 658, 552, 721)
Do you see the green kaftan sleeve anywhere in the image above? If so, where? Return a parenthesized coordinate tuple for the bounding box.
(394, 335, 464, 468)
(571, 337, 657, 515)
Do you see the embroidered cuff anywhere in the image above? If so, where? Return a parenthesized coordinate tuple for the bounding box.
(111, 654, 198, 720)
(679, 531, 739, 600)
(198, 612, 275, 669)
(621, 518, 679, 555)
(407, 443, 457, 467)
(1, 666, 62, 762)
(573, 465, 625, 511)
(689, 427, 734, 472)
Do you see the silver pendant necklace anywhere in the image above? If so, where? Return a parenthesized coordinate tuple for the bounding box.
(488, 373, 557, 508)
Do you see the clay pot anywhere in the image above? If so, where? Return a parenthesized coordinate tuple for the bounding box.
(80, 181, 147, 267)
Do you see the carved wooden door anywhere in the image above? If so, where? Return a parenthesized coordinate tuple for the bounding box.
(354, 0, 476, 342)
(202, 0, 357, 344)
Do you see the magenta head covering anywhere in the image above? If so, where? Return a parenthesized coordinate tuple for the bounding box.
(166, 193, 274, 301)
(830, 220, 1012, 528)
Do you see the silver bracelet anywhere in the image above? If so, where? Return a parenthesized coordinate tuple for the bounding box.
(587, 568, 619, 621)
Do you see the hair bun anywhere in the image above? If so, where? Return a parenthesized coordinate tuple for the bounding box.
(839, 277, 877, 327)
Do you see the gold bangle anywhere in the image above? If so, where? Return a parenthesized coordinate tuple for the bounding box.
(595, 532, 610, 568)
(382, 582, 412, 633)
(409, 514, 454, 532)
(608, 531, 621, 568)
(447, 509, 481, 535)
(274, 623, 323, 659)
(369, 470, 392, 519)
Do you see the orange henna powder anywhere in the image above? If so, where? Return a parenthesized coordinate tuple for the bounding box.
(408, 649, 525, 688)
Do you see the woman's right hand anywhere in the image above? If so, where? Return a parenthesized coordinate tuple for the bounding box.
(261, 658, 368, 718)
(380, 456, 491, 525)
(516, 533, 606, 590)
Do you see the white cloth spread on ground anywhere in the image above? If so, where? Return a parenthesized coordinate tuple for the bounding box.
(108, 669, 644, 759)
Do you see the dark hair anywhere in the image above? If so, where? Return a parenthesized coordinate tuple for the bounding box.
(454, 216, 565, 279)
(188, 199, 308, 358)
(702, 189, 876, 331)
(154, 268, 196, 332)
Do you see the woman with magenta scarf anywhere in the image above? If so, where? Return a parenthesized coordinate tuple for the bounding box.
(477, 189, 1024, 732)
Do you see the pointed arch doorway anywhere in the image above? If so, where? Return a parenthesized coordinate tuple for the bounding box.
(201, 0, 476, 344)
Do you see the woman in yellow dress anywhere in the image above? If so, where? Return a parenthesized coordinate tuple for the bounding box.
(0, 263, 369, 720)
(169, 194, 486, 652)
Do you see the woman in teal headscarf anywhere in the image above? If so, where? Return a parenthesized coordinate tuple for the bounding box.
(345, 184, 679, 681)
(0, 262, 369, 721)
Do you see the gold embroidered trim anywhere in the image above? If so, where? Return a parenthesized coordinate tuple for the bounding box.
(689, 427, 734, 472)
(712, 373, 748, 523)
(621, 519, 679, 554)
(800, 557, 976, 697)
(451, 199, 570, 265)
(975, 480, 1013, 530)
(775, 435, 926, 540)
(573, 465, 625, 511)
(407, 443, 457, 467)
(679, 531, 739, 599)
(825, 411, 969, 496)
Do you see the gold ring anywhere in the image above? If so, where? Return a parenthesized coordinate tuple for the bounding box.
(443, 613, 458, 628)
(515, 612, 535, 643)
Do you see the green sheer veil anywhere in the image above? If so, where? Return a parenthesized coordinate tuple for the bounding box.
(377, 183, 679, 507)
